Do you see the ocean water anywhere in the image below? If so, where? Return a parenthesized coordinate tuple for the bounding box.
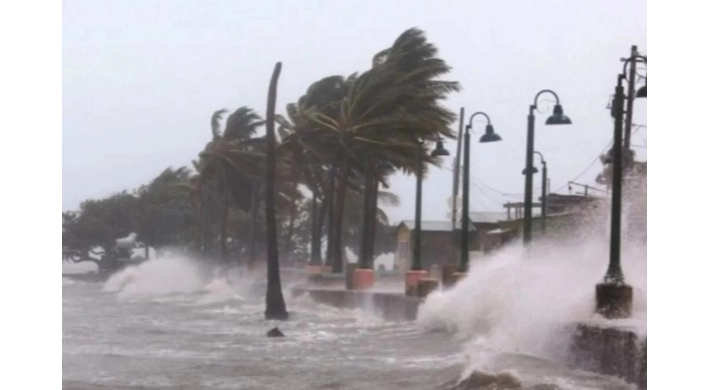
(63, 254, 640, 389)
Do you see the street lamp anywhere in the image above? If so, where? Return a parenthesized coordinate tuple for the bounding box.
(459, 112, 502, 273)
(596, 54, 647, 319)
(412, 139, 450, 271)
(405, 138, 449, 296)
(523, 151, 548, 234)
(523, 90, 572, 245)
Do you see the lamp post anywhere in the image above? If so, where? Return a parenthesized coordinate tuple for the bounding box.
(534, 151, 548, 234)
(596, 54, 646, 319)
(523, 90, 572, 245)
(459, 112, 502, 274)
(405, 139, 449, 296)
(521, 151, 547, 234)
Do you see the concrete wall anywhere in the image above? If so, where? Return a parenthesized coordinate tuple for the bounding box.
(292, 287, 422, 321)
(292, 287, 647, 388)
(569, 322, 647, 389)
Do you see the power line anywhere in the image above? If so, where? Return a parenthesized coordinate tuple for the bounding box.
(472, 178, 524, 197)
(470, 182, 504, 211)
(551, 137, 613, 193)
(445, 163, 524, 197)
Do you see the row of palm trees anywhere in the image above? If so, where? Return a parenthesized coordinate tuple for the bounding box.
(173, 28, 460, 319)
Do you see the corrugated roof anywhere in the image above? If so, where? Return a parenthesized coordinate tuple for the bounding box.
(468, 212, 509, 224)
(400, 220, 476, 232)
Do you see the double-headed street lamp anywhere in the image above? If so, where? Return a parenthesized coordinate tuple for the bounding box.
(596, 54, 647, 319)
(459, 112, 502, 273)
(523, 90, 572, 244)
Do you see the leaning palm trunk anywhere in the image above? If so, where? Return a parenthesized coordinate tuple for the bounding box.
(366, 177, 380, 268)
(284, 199, 297, 265)
(220, 194, 229, 266)
(331, 159, 350, 274)
(264, 62, 288, 320)
(313, 191, 330, 265)
(309, 196, 322, 266)
(358, 153, 375, 268)
(324, 166, 336, 268)
(198, 207, 205, 255)
(247, 184, 259, 267)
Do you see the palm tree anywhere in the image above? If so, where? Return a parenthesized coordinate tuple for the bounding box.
(198, 107, 265, 267)
(275, 79, 346, 268)
(264, 62, 288, 321)
(300, 28, 460, 272)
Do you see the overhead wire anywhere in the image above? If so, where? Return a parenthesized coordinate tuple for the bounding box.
(551, 137, 613, 193)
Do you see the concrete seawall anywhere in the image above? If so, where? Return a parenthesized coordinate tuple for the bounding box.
(291, 287, 422, 321)
(569, 321, 647, 389)
(292, 286, 647, 388)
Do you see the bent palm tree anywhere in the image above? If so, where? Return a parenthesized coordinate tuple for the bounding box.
(264, 62, 288, 320)
(302, 28, 460, 272)
(198, 108, 265, 266)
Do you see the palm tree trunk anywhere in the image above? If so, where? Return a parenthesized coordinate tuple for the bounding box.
(309, 196, 322, 265)
(284, 198, 297, 266)
(358, 154, 375, 268)
(314, 192, 329, 264)
(331, 159, 350, 274)
(264, 62, 288, 320)
(324, 166, 336, 268)
(366, 177, 380, 268)
(198, 206, 205, 256)
(248, 184, 259, 266)
(221, 194, 229, 266)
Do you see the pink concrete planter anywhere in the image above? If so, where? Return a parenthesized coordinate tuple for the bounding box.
(352, 269, 375, 290)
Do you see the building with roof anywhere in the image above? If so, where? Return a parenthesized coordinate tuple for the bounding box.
(393, 220, 476, 271)
(393, 212, 513, 270)
(494, 192, 609, 244)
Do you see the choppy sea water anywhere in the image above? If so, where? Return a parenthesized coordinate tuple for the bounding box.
(63, 258, 639, 389)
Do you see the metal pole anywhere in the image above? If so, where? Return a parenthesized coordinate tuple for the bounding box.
(605, 74, 626, 284)
(412, 142, 424, 271)
(452, 108, 465, 243)
(623, 45, 638, 153)
(460, 128, 471, 272)
(541, 161, 547, 234)
(523, 106, 536, 244)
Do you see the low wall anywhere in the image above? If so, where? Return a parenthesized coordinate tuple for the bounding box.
(292, 287, 422, 321)
(569, 322, 647, 389)
(308, 270, 405, 288)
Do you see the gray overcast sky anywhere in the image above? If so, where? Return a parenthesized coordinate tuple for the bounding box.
(62, 0, 646, 223)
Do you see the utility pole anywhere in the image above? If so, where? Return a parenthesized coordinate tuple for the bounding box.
(451, 107, 464, 235)
(623, 45, 638, 153)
